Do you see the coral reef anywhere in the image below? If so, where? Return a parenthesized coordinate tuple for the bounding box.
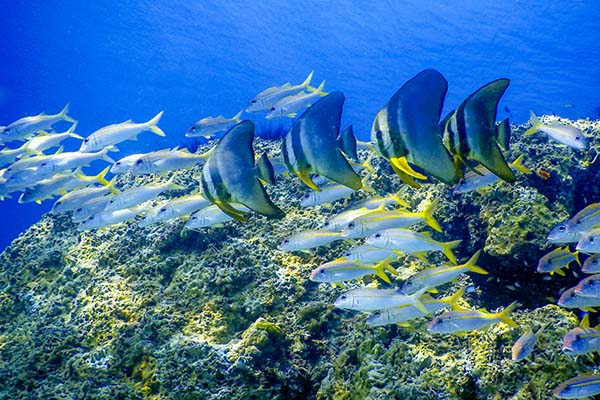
(0, 117, 599, 399)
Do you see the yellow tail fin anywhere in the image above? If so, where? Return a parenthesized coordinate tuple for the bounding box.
(463, 250, 487, 275)
(523, 111, 541, 136)
(441, 240, 462, 264)
(420, 198, 442, 233)
(444, 287, 466, 310)
(496, 301, 519, 328)
(509, 154, 532, 175)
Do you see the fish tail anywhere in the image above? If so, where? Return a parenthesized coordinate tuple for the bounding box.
(523, 111, 541, 136)
(360, 171, 375, 193)
(441, 240, 461, 264)
(301, 71, 314, 89)
(421, 198, 443, 233)
(94, 166, 111, 186)
(106, 177, 120, 194)
(509, 154, 532, 175)
(66, 121, 84, 139)
(314, 80, 327, 96)
(496, 301, 519, 328)
(390, 188, 410, 208)
(446, 287, 466, 310)
(59, 102, 76, 123)
(256, 152, 276, 185)
(232, 109, 244, 122)
(373, 262, 392, 284)
(412, 287, 431, 315)
(463, 250, 487, 274)
(146, 111, 166, 137)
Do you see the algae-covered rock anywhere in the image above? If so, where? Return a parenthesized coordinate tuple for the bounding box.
(0, 118, 599, 399)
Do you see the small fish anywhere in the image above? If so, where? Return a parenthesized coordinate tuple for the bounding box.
(340, 244, 401, 265)
(184, 203, 249, 230)
(341, 198, 442, 239)
(574, 274, 600, 297)
(1, 148, 63, 179)
(1, 104, 75, 143)
(366, 287, 466, 327)
(78, 207, 142, 231)
(453, 154, 532, 194)
(110, 150, 175, 174)
(266, 81, 327, 119)
(427, 301, 519, 334)
(537, 246, 580, 275)
(127, 148, 212, 175)
(35, 149, 115, 177)
(347, 190, 410, 210)
(105, 175, 183, 211)
(278, 229, 345, 251)
(576, 228, 600, 254)
(185, 110, 243, 138)
(22, 122, 83, 153)
(300, 182, 356, 207)
(524, 111, 588, 150)
(562, 326, 600, 355)
(322, 207, 375, 232)
(558, 286, 600, 311)
(553, 375, 600, 399)
(80, 111, 165, 152)
(401, 251, 486, 295)
(51, 181, 118, 214)
(582, 254, 600, 274)
(200, 120, 283, 221)
(246, 71, 314, 112)
(548, 203, 600, 244)
(511, 323, 547, 360)
(0, 142, 37, 168)
(139, 194, 210, 227)
(365, 228, 461, 264)
(71, 196, 112, 223)
(309, 258, 398, 284)
(334, 287, 430, 314)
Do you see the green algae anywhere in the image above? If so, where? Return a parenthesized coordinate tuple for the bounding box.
(0, 119, 599, 399)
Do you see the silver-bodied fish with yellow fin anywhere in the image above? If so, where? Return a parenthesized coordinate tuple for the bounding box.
(453, 154, 532, 194)
(548, 203, 600, 244)
(340, 244, 401, 265)
(309, 257, 398, 285)
(511, 323, 547, 361)
(128, 148, 213, 175)
(278, 229, 345, 251)
(557, 286, 600, 311)
(78, 207, 143, 231)
(443, 78, 514, 182)
(185, 110, 243, 138)
(35, 148, 115, 178)
(427, 301, 519, 334)
(22, 122, 83, 153)
(282, 91, 361, 191)
(246, 71, 314, 112)
(184, 203, 250, 230)
(1, 104, 75, 143)
(574, 274, 600, 297)
(51, 180, 119, 214)
(138, 194, 210, 226)
(524, 111, 588, 149)
(200, 120, 283, 221)
(365, 228, 461, 264)
(576, 228, 600, 254)
(266, 80, 327, 119)
(401, 250, 486, 295)
(536, 246, 579, 275)
(553, 375, 600, 399)
(562, 315, 600, 355)
(371, 69, 458, 187)
(334, 286, 430, 314)
(582, 254, 600, 274)
(366, 287, 466, 327)
(105, 175, 184, 211)
(80, 111, 165, 152)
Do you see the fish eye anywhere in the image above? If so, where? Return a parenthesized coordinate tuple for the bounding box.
(136, 159, 143, 165)
(109, 200, 114, 204)
(373, 311, 381, 317)
(84, 139, 89, 143)
(576, 136, 581, 140)
(159, 208, 167, 213)
(76, 208, 82, 212)
(588, 280, 595, 286)
(283, 239, 289, 244)
(251, 100, 256, 104)
(374, 233, 381, 238)
(574, 334, 581, 341)
(343, 251, 350, 256)
(590, 237, 595, 243)
(340, 295, 347, 301)
(56, 201, 62, 206)
(190, 126, 196, 131)
(436, 318, 443, 324)
(576, 219, 582, 225)
(570, 292, 576, 298)
(405, 280, 412, 287)
(4, 128, 9, 133)
(593, 259, 598, 265)
(348, 222, 355, 229)
(270, 107, 275, 111)
(319, 269, 325, 274)
(558, 225, 566, 231)
(41, 162, 46, 167)
(89, 216, 95, 220)
(116, 162, 121, 166)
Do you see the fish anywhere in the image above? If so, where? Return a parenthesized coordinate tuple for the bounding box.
(300, 182, 357, 208)
(200, 120, 283, 221)
(78, 207, 142, 231)
(266, 81, 327, 119)
(185, 110, 243, 138)
(104, 175, 184, 211)
(0, 142, 38, 168)
(576, 228, 600, 254)
(71, 196, 113, 223)
(536, 246, 580, 276)
(401, 251, 486, 295)
(371, 69, 458, 187)
(334, 287, 430, 314)
(322, 207, 378, 232)
(511, 323, 547, 360)
(138, 194, 211, 227)
(79, 111, 165, 152)
(127, 148, 212, 175)
(557, 286, 600, 311)
(278, 229, 345, 251)
(1, 147, 65, 180)
(22, 122, 83, 153)
(340, 244, 401, 265)
(548, 203, 600, 244)
(365, 228, 461, 264)
(574, 274, 600, 297)
(524, 111, 588, 149)
(35, 149, 115, 177)
(443, 79, 514, 182)
(562, 324, 600, 355)
(366, 287, 466, 327)
(341, 198, 442, 239)
(309, 258, 398, 284)
(345, 190, 410, 210)
(453, 154, 532, 194)
(282, 91, 362, 191)
(51, 181, 119, 214)
(1, 104, 75, 143)
(427, 301, 519, 334)
(553, 375, 600, 399)
(110, 150, 177, 174)
(582, 254, 600, 274)
(18, 167, 110, 204)
(246, 71, 314, 112)
(184, 203, 249, 230)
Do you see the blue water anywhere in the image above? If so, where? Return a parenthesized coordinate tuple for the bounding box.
(1, 0, 599, 250)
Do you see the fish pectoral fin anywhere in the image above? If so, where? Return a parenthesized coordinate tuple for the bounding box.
(297, 169, 321, 191)
(390, 162, 422, 188)
(215, 201, 248, 222)
(390, 157, 427, 180)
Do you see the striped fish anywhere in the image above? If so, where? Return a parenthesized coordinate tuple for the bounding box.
(442, 78, 514, 182)
(200, 120, 283, 221)
(370, 69, 458, 187)
(282, 91, 360, 191)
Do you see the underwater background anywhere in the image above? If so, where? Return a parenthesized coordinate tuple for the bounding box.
(2, 2, 600, 400)
(1, 0, 599, 249)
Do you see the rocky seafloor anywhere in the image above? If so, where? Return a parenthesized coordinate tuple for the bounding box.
(1, 116, 600, 399)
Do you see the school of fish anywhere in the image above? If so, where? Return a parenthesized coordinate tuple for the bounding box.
(0, 69, 597, 397)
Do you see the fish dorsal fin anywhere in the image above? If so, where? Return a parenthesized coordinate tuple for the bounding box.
(216, 120, 255, 167)
(462, 79, 510, 128)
